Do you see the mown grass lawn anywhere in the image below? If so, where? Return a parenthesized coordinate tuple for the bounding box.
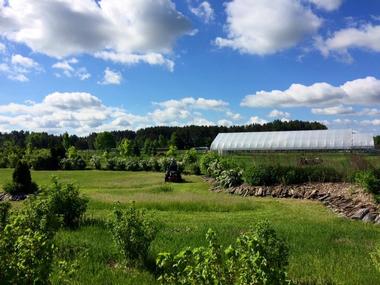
(1, 169, 380, 284)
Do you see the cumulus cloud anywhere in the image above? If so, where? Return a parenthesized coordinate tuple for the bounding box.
(94, 51, 175, 71)
(0, 0, 192, 69)
(0, 42, 5, 53)
(98, 67, 122, 85)
(268, 109, 291, 118)
(247, 116, 268, 125)
(52, 58, 90, 80)
(241, 76, 380, 108)
(311, 105, 355, 115)
(189, 1, 214, 23)
(0, 93, 242, 134)
(215, 0, 321, 55)
(0, 54, 41, 82)
(316, 24, 380, 60)
(308, 0, 343, 11)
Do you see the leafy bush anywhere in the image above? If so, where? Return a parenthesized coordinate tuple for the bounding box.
(0, 202, 10, 231)
(0, 198, 60, 284)
(354, 170, 380, 194)
(26, 148, 60, 170)
(182, 148, 198, 165)
(207, 160, 225, 178)
(184, 162, 201, 175)
(244, 165, 280, 186)
(125, 159, 140, 171)
(3, 161, 38, 195)
(115, 158, 127, 171)
(158, 157, 172, 172)
(244, 165, 342, 186)
(148, 157, 161, 172)
(217, 168, 243, 188)
(157, 221, 289, 285)
(60, 157, 86, 170)
(199, 152, 220, 175)
(43, 178, 88, 229)
(110, 204, 157, 267)
(90, 155, 102, 170)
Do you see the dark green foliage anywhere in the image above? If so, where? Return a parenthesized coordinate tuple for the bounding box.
(95, 132, 116, 151)
(0, 202, 10, 231)
(200, 152, 220, 175)
(26, 148, 60, 170)
(110, 204, 157, 267)
(354, 170, 380, 195)
(90, 155, 102, 170)
(43, 178, 88, 229)
(157, 221, 289, 285)
(374, 136, 380, 149)
(184, 163, 201, 175)
(60, 157, 86, 170)
(243, 165, 342, 186)
(3, 161, 38, 194)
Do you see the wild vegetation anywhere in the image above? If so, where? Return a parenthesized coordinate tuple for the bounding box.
(0, 169, 380, 284)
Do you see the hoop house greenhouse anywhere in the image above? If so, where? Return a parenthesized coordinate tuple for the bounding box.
(210, 129, 374, 154)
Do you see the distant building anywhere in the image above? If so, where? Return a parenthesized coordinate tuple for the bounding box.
(210, 129, 375, 154)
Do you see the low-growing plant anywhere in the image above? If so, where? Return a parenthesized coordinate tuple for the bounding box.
(90, 155, 102, 170)
(217, 168, 243, 188)
(154, 184, 174, 193)
(354, 170, 380, 195)
(44, 177, 88, 229)
(182, 148, 198, 165)
(0, 202, 10, 231)
(110, 203, 157, 267)
(157, 221, 289, 285)
(184, 162, 201, 175)
(372, 244, 380, 273)
(207, 159, 224, 178)
(3, 161, 38, 195)
(243, 165, 280, 186)
(0, 197, 60, 284)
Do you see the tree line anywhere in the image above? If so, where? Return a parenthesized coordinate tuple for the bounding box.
(0, 120, 328, 151)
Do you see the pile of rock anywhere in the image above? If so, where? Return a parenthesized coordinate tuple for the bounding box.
(206, 178, 380, 225)
(0, 192, 28, 201)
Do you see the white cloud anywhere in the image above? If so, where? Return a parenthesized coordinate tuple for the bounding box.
(98, 67, 122, 85)
(247, 116, 268, 125)
(217, 119, 233, 126)
(11, 54, 39, 69)
(0, 42, 5, 53)
(0, 0, 192, 69)
(317, 24, 380, 60)
(0, 54, 41, 82)
(311, 105, 355, 115)
(52, 58, 90, 80)
(215, 0, 321, 55)
(360, 108, 380, 116)
(189, 1, 214, 23)
(94, 51, 175, 71)
(241, 76, 380, 108)
(308, 0, 343, 11)
(268, 109, 290, 118)
(0, 94, 242, 135)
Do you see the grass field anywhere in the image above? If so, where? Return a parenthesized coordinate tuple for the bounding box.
(2, 168, 380, 284)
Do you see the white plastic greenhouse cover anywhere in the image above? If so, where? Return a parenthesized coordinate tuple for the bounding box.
(210, 129, 374, 152)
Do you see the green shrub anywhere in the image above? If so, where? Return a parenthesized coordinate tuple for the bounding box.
(354, 170, 380, 194)
(115, 158, 127, 171)
(60, 157, 86, 170)
(244, 165, 280, 186)
(217, 168, 243, 188)
(148, 157, 161, 172)
(3, 161, 38, 195)
(90, 155, 102, 170)
(0, 198, 60, 284)
(125, 159, 140, 171)
(207, 160, 224, 178)
(43, 178, 88, 229)
(26, 149, 60, 170)
(0, 202, 10, 231)
(182, 148, 198, 164)
(158, 157, 172, 172)
(110, 203, 157, 267)
(184, 162, 201, 175)
(199, 152, 219, 174)
(157, 221, 289, 285)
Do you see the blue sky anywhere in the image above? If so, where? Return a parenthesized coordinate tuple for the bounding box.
(0, 0, 380, 135)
